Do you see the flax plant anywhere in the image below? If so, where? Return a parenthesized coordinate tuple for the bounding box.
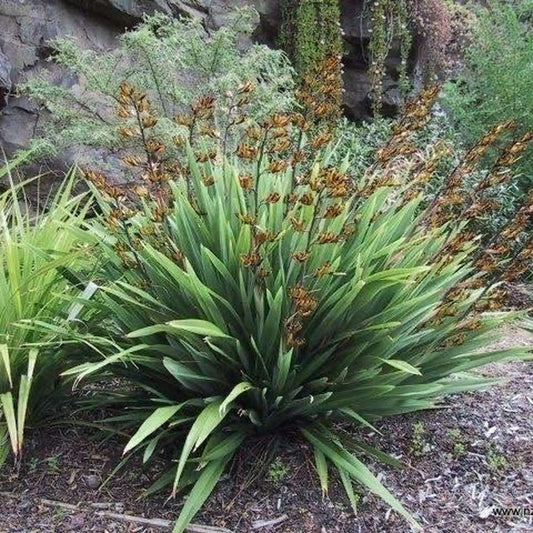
(63, 64, 532, 532)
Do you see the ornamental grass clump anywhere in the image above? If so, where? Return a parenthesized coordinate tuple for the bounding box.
(0, 168, 93, 465)
(66, 61, 532, 532)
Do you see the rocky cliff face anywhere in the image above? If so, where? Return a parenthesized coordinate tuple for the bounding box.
(0, 0, 407, 162)
(0, 0, 117, 159)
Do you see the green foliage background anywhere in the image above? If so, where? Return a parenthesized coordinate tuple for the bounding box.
(443, 0, 533, 192)
(0, 166, 93, 464)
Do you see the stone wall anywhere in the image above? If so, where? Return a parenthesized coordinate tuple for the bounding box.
(0, 0, 409, 162)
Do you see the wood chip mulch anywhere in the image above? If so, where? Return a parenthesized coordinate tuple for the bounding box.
(0, 327, 532, 533)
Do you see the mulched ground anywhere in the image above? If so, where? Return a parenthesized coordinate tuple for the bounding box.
(0, 327, 531, 533)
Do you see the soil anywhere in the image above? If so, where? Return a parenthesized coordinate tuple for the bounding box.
(0, 326, 531, 533)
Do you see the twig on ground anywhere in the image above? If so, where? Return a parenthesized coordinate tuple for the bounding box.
(252, 514, 289, 529)
(0, 491, 233, 532)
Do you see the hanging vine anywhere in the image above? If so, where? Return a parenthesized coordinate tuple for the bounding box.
(366, 0, 452, 115)
(366, 0, 413, 115)
(396, 0, 413, 97)
(279, 0, 452, 119)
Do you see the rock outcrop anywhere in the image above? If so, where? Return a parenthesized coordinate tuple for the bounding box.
(0, 51, 11, 110)
(0, 0, 119, 159)
(0, 0, 409, 162)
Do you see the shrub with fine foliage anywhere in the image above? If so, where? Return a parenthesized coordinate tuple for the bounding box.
(443, 0, 533, 191)
(23, 9, 295, 163)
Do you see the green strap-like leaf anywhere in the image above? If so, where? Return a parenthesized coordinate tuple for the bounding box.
(128, 319, 231, 339)
(199, 432, 247, 463)
(26, 349, 38, 380)
(143, 433, 164, 464)
(301, 426, 421, 530)
(124, 404, 182, 455)
(313, 447, 329, 497)
(173, 400, 226, 495)
(0, 393, 17, 456)
(338, 466, 359, 514)
(163, 357, 225, 393)
(0, 345, 12, 388)
(0, 428, 10, 467)
(16, 375, 31, 453)
(339, 408, 382, 435)
(172, 455, 232, 533)
(219, 382, 254, 416)
(379, 358, 422, 375)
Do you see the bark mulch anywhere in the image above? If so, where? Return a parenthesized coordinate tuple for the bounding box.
(1, 326, 532, 533)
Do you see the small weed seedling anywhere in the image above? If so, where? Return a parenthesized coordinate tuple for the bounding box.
(46, 455, 60, 473)
(447, 428, 468, 458)
(267, 457, 290, 485)
(54, 507, 67, 521)
(28, 457, 39, 474)
(487, 447, 508, 472)
(410, 422, 430, 458)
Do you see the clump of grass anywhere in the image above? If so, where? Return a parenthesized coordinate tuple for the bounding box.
(486, 447, 509, 472)
(447, 428, 468, 458)
(0, 165, 93, 465)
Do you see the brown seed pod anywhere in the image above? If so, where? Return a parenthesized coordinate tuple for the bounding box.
(174, 114, 193, 127)
(117, 106, 131, 119)
(142, 116, 158, 128)
(289, 285, 318, 317)
(310, 131, 333, 150)
(313, 262, 332, 278)
(146, 140, 166, 155)
(118, 127, 136, 138)
(245, 126, 262, 140)
(122, 155, 144, 167)
(238, 81, 255, 94)
(199, 125, 219, 139)
(314, 232, 339, 245)
(268, 113, 290, 128)
(238, 213, 256, 225)
(268, 160, 289, 173)
(323, 203, 344, 219)
(299, 193, 315, 206)
(238, 173, 254, 191)
(265, 192, 281, 204)
(240, 252, 262, 268)
(270, 139, 291, 153)
(191, 96, 216, 119)
(292, 251, 311, 263)
(290, 217, 307, 232)
(236, 143, 258, 160)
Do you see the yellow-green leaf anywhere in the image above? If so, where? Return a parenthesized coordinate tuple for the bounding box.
(379, 359, 422, 375)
